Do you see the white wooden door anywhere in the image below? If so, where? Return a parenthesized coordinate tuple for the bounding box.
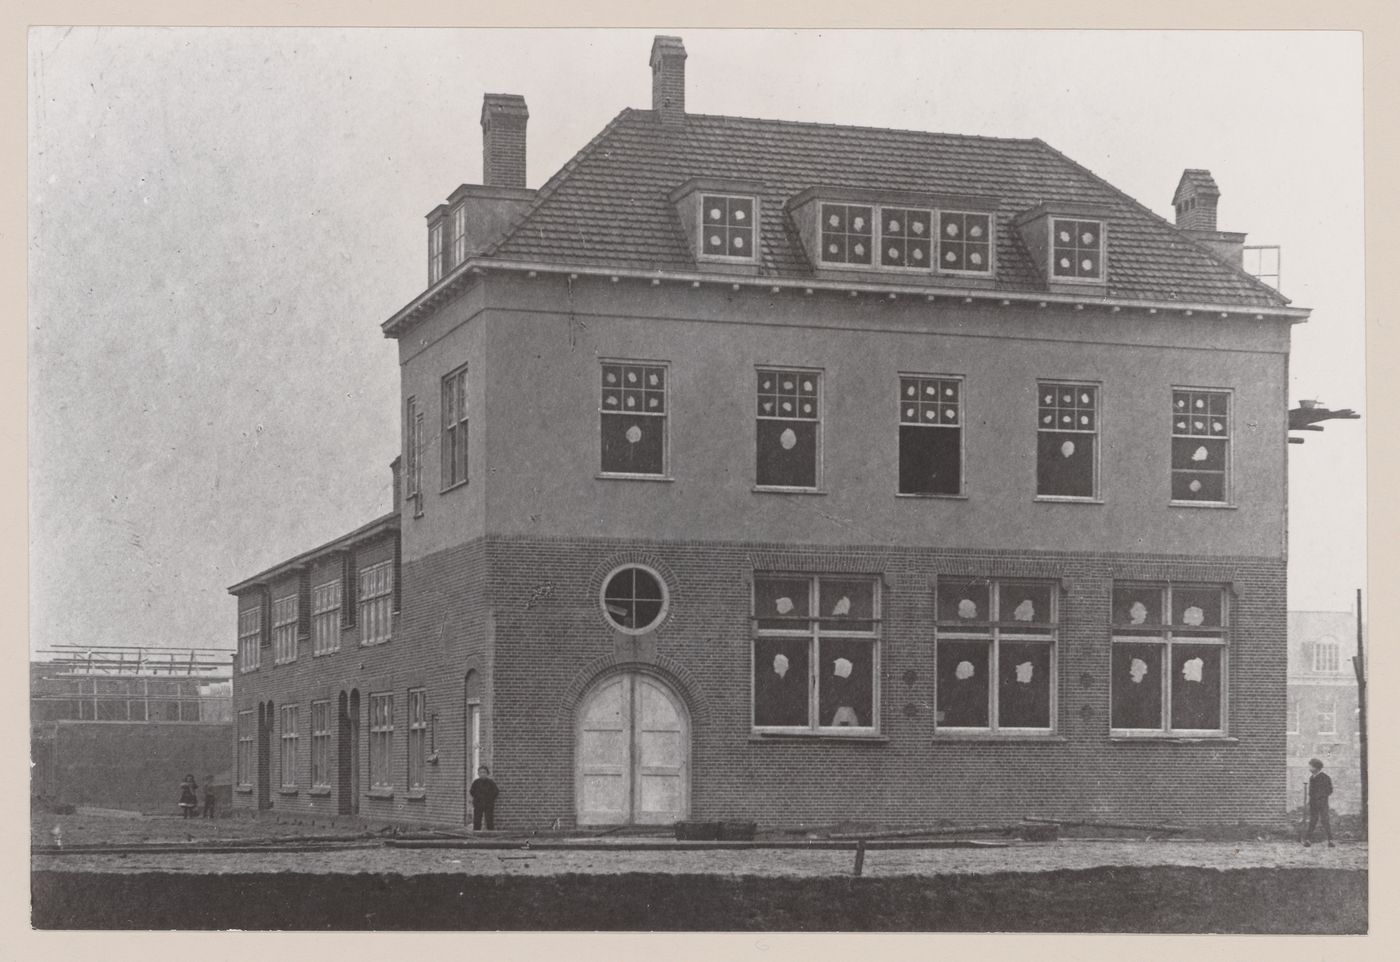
(576, 672, 688, 826)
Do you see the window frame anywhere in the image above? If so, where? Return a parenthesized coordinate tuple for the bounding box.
(750, 573, 882, 736)
(1035, 379, 1101, 502)
(237, 606, 261, 673)
(598, 359, 670, 479)
(1170, 387, 1232, 506)
(441, 365, 469, 492)
(310, 700, 331, 789)
(696, 193, 759, 264)
(1317, 699, 1337, 736)
(1286, 698, 1300, 735)
(272, 594, 298, 665)
(279, 704, 299, 789)
(813, 201, 997, 276)
(448, 202, 466, 270)
(936, 209, 995, 276)
(1049, 217, 1107, 283)
(368, 692, 395, 791)
(405, 395, 423, 514)
(933, 578, 1059, 735)
(897, 373, 965, 497)
(358, 560, 394, 646)
(1312, 636, 1340, 673)
(407, 688, 428, 792)
(236, 709, 254, 787)
(1109, 583, 1230, 737)
(428, 220, 445, 285)
(599, 564, 670, 635)
(755, 366, 823, 492)
(311, 579, 342, 656)
(877, 206, 935, 272)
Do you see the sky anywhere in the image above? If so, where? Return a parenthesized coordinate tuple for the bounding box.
(26, 28, 1366, 656)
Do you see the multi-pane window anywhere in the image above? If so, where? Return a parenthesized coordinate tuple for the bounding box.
(442, 366, 468, 490)
(272, 595, 298, 665)
(448, 203, 466, 269)
(600, 362, 667, 476)
(310, 700, 331, 788)
(237, 607, 261, 673)
(236, 710, 254, 786)
(880, 207, 932, 269)
(1051, 218, 1105, 280)
(1317, 699, 1337, 735)
(1286, 698, 1300, 734)
(898, 375, 962, 496)
(601, 565, 668, 633)
(359, 561, 394, 646)
(405, 396, 422, 511)
(311, 580, 342, 656)
(1312, 636, 1340, 673)
(820, 203, 874, 266)
(699, 194, 756, 261)
(408, 688, 428, 791)
(1111, 584, 1228, 734)
(1172, 390, 1230, 503)
(752, 574, 880, 733)
(935, 579, 1057, 731)
(369, 692, 394, 790)
(938, 211, 992, 273)
(428, 220, 444, 284)
(756, 369, 820, 489)
(1037, 382, 1098, 499)
(279, 705, 299, 789)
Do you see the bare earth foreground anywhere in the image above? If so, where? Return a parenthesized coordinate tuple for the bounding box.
(31, 811, 1367, 932)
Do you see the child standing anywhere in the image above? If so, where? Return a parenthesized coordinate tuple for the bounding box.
(469, 765, 499, 831)
(202, 774, 217, 818)
(178, 774, 198, 819)
(1303, 757, 1335, 848)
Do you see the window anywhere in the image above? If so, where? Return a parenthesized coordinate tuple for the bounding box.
(448, 203, 466, 269)
(935, 579, 1057, 732)
(1317, 699, 1337, 735)
(405, 396, 423, 512)
(698, 194, 756, 261)
(311, 580, 342, 656)
(442, 366, 468, 490)
(310, 700, 331, 788)
(752, 574, 880, 733)
(600, 362, 668, 476)
(1312, 636, 1340, 673)
(938, 211, 992, 273)
(1111, 584, 1228, 734)
(1286, 698, 1300, 735)
(1172, 390, 1230, 503)
(1051, 218, 1105, 280)
(236, 710, 254, 787)
(820, 203, 874, 266)
(279, 705, 299, 789)
(1037, 381, 1098, 499)
(898, 375, 962, 496)
(272, 594, 298, 665)
(359, 561, 394, 645)
(880, 207, 932, 269)
(601, 565, 669, 633)
(408, 688, 428, 791)
(428, 220, 444, 284)
(369, 692, 394, 790)
(237, 606, 261, 673)
(756, 368, 820, 489)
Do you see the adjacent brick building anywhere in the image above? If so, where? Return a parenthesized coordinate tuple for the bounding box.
(1286, 610, 1363, 814)
(231, 36, 1307, 828)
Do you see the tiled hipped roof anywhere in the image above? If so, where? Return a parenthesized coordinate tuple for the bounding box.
(484, 109, 1289, 309)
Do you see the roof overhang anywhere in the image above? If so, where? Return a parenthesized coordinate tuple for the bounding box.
(227, 511, 400, 595)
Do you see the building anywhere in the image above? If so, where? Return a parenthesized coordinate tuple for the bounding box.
(230, 36, 1307, 829)
(1286, 611, 1363, 814)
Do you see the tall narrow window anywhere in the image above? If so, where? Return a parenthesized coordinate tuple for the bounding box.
(428, 220, 444, 284)
(880, 207, 932, 269)
(310, 700, 331, 788)
(752, 574, 880, 733)
(698, 194, 756, 261)
(236, 710, 254, 787)
(1111, 584, 1228, 734)
(369, 692, 395, 790)
(359, 561, 393, 646)
(1286, 698, 1300, 735)
(1172, 389, 1230, 503)
(1051, 218, 1105, 280)
(237, 606, 261, 673)
(899, 375, 962, 495)
(600, 362, 667, 476)
(756, 368, 820, 489)
(311, 580, 342, 656)
(938, 211, 992, 273)
(1312, 636, 1340, 673)
(449, 203, 466, 269)
(1317, 699, 1338, 735)
(408, 688, 428, 791)
(405, 396, 422, 510)
(935, 579, 1057, 732)
(279, 705, 299, 789)
(820, 203, 874, 266)
(442, 366, 468, 490)
(1037, 381, 1098, 499)
(272, 594, 298, 665)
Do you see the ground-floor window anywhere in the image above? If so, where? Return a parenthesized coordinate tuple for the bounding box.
(1111, 583, 1228, 734)
(369, 692, 394, 789)
(407, 688, 427, 791)
(279, 705, 299, 788)
(935, 578, 1057, 732)
(236, 709, 254, 787)
(751, 573, 879, 733)
(310, 700, 331, 788)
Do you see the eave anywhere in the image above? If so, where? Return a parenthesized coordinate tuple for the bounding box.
(227, 511, 400, 596)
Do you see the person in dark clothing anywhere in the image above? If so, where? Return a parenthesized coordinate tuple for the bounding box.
(178, 775, 198, 819)
(1304, 757, 1334, 847)
(202, 774, 217, 818)
(469, 765, 499, 831)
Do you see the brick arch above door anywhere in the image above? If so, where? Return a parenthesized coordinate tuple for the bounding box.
(559, 653, 710, 731)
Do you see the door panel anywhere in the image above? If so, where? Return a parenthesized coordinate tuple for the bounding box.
(635, 677, 686, 824)
(576, 672, 688, 826)
(576, 676, 631, 824)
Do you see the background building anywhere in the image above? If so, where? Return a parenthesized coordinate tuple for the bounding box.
(1286, 610, 1363, 814)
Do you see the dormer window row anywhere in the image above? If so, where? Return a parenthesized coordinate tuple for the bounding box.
(817, 203, 993, 275)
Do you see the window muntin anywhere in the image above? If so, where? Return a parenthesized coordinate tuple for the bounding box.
(880, 207, 932, 269)
(448, 203, 466, 269)
(405, 395, 422, 511)
(428, 221, 444, 284)
(310, 700, 331, 788)
(898, 375, 962, 496)
(272, 595, 298, 665)
(601, 565, 668, 634)
(237, 607, 261, 673)
(408, 688, 428, 791)
(938, 211, 992, 273)
(699, 194, 756, 261)
(358, 561, 394, 646)
(1051, 218, 1104, 280)
(1172, 390, 1230, 503)
(935, 578, 1057, 732)
(311, 581, 342, 656)
(756, 368, 820, 489)
(279, 705, 299, 789)
(1317, 699, 1337, 735)
(1312, 636, 1340, 673)
(820, 203, 874, 266)
(1111, 584, 1227, 734)
(441, 366, 468, 490)
(236, 710, 254, 787)
(600, 362, 667, 476)
(1037, 381, 1098, 499)
(752, 574, 880, 733)
(369, 692, 394, 790)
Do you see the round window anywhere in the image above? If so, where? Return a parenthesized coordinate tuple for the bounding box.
(601, 565, 668, 634)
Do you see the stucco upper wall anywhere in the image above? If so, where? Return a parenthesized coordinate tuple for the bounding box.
(404, 274, 1290, 558)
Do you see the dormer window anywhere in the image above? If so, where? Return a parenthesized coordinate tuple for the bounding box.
(699, 194, 756, 261)
(448, 203, 467, 269)
(821, 204, 874, 266)
(1012, 204, 1111, 289)
(938, 211, 992, 274)
(1051, 218, 1104, 281)
(880, 208, 932, 269)
(428, 220, 445, 284)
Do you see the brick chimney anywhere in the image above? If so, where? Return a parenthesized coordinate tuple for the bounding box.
(650, 35, 687, 125)
(481, 93, 529, 188)
(1173, 169, 1220, 232)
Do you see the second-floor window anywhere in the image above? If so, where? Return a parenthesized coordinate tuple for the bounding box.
(311, 580, 342, 656)
(442, 366, 468, 490)
(405, 396, 422, 512)
(1172, 389, 1230, 503)
(359, 561, 394, 646)
(756, 368, 820, 489)
(1037, 381, 1098, 499)
(237, 606, 261, 673)
(1313, 636, 1341, 673)
(899, 375, 962, 496)
(600, 362, 667, 476)
(272, 594, 298, 665)
(1317, 699, 1337, 735)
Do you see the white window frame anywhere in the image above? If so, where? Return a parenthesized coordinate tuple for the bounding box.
(897, 373, 965, 497)
(935, 209, 995, 276)
(599, 564, 670, 635)
(408, 688, 428, 791)
(815, 201, 996, 276)
(369, 692, 395, 791)
(311, 580, 342, 656)
(448, 203, 466, 269)
(237, 606, 261, 673)
(1171, 387, 1232, 505)
(405, 395, 423, 512)
(1317, 699, 1337, 735)
(271, 594, 298, 665)
(1049, 217, 1107, 283)
(310, 700, 331, 789)
(1312, 636, 1340, 673)
(599, 360, 670, 479)
(442, 365, 469, 491)
(428, 220, 445, 284)
(696, 193, 759, 263)
(755, 366, 823, 491)
(1286, 698, 1300, 735)
(1036, 380, 1101, 501)
(358, 561, 394, 646)
(279, 705, 299, 789)
(236, 709, 254, 787)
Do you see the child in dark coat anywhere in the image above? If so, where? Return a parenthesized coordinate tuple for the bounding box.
(469, 765, 499, 831)
(1303, 757, 1335, 847)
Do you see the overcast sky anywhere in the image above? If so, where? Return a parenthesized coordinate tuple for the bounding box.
(27, 28, 1365, 656)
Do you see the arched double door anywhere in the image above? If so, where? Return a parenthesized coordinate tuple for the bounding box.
(575, 671, 690, 826)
